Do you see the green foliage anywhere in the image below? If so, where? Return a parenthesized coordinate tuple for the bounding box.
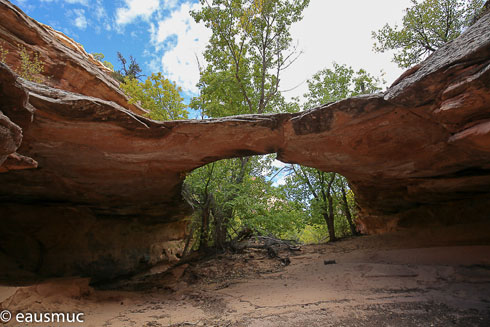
(283, 166, 359, 243)
(92, 53, 104, 61)
(184, 2, 379, 249)
(183, 0, 311, 252)
(184, 154, 359, 247)
(0, 44, 8, 63)
(372, 0, 485, 68)
(91, 52, 114, 71)
(18, 45, 44, 83)
(184, 157, 259, 249)
(104, 61, 114, 71)
(278, 63, 383, 242)
(183, 156, 306, 249)
(297, 224, 327, 244)
(190, 0, 310, 117)
(295, 201, 355, 244)
(0, 43, 46, 83)
(231, 171, 306, 238)
(120, 72, 188, 121)
(304, 62, 383, 109)
(113, 52, 143, 82)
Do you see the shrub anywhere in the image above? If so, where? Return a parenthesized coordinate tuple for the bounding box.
(0, 44, 8, 63)
(18, 44, 44, 83)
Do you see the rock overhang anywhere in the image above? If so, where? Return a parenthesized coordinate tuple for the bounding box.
(0, 0, 490, 283)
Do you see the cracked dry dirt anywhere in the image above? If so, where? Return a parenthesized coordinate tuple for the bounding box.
(1, 228, 490, 326)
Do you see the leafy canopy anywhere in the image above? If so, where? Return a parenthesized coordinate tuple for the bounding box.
(91, 52, 114, 71)
(372, 0, 485, 68)
(283, 166, 356, 242)
(303, 62, 383, 109)
(184, 156, 306, 243)
(278, 63, 383, 241)
(120, 72, 188, 121)
(190, 0, 310, 117)
(183, 0, 311, 249)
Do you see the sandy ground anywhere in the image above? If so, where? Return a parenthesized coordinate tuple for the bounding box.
(1, 229, 490, 327)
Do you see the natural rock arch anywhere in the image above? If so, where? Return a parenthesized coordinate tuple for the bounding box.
(0, 0, 489, 282)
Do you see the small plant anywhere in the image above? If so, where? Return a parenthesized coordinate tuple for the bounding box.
(18, 44, 44, 83)
(0, 44, 8, 64)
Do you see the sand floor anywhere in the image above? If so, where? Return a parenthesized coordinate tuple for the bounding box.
(1, 230, 490, 326)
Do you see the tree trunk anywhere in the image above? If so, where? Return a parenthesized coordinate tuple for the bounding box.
(213, 156, 249, 251)
(181, 224, 196, 258)
(323, 212, 336, 242)
(212, 205, 230, 251)
(199, 199, 211, 250)
(324, 173, 337, 242)
(341, 184, 359, 236)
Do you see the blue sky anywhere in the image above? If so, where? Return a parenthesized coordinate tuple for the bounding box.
(11, 0, 413, 106)
(11, 0, 199, 92)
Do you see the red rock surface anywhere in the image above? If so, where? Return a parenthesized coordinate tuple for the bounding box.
(0, 0, 146, 116)
(0, 1, 489, 282)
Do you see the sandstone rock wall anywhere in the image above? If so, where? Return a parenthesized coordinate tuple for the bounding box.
(0, 0, 146, 115)
(0, 1, 489, 283)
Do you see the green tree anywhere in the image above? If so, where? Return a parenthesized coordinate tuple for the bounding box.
(336, 176, 358, 236)
(113, 52, 143, 82)
(183, 0, 310, 252)
(190, 0, 310, 117)
(91, 52, 114, 71)
(289, 167, 340, 241)
(372, 0, 485, 68)
(304, 62, 383, 109)
(281, 63, 382, 241)
(183, 156, 305, 251)
(120, 72, 188, 121)
(227, 157, 306, 239)
(283, 166, 359, 243)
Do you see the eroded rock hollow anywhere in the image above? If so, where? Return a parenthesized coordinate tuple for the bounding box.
(0, 0, 489, 283)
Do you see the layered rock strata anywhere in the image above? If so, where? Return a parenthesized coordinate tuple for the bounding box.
(0, 0, 146, 115)
(0, 1, 489, 282)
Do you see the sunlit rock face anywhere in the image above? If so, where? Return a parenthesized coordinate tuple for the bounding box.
(0, 0, 146, 116)
(0, 0, 489, 283)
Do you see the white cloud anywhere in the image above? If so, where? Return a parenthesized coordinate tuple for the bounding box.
(150, 2, 211, 94)
(146, 0, 413, 99)
(94, 0, 106, 20)
(116, 0, 160, 25)
(73, 8, 87, 29)
(160, 0, 179, 11)
(282, 0, 413, 103)
(94, 0, 112, 31)
(40, 0, 89, 5)
(64, 0, 89, 5)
